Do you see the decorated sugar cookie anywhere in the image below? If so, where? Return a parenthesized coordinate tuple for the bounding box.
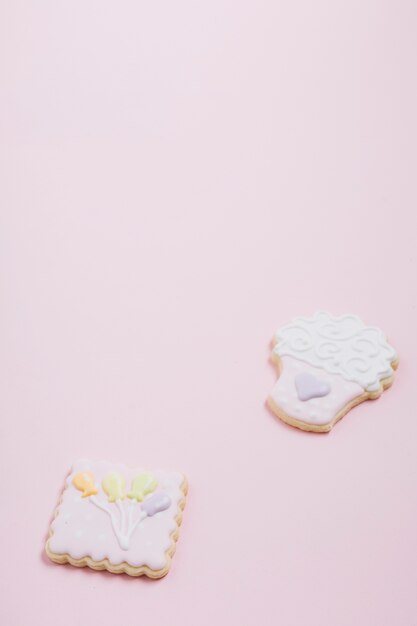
(46, 460, 188, 578)
(268, 312, 398, 433)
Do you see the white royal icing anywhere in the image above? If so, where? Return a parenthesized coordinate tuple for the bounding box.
(274, 312, 397, 392)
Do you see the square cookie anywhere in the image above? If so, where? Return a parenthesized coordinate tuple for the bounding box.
(46, 459, 188, 578)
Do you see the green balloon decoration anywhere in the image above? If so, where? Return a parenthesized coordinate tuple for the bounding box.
(102, 472, 126, 502)
(127, 473, 158, 502)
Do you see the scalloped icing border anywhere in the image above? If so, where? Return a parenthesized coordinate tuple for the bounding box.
(45, 465, 188, 578)
(268, 347, 399, 433)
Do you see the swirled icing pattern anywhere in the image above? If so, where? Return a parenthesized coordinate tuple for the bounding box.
(274, 312, 397, 392)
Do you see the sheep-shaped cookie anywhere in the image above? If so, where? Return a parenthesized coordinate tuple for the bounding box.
(268, 311, 398, 432)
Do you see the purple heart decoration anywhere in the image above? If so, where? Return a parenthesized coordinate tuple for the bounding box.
(295, 373, 331, 401)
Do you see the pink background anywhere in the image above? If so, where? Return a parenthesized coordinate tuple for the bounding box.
(1, 1, 416, 625)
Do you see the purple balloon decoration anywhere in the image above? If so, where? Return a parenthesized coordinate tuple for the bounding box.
(141, 493, 171, 517)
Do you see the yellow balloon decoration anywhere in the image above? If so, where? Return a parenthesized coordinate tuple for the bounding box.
(127, 473, 158, 502)
(72, 471, 98, 497)
(102, 473, 126, 502)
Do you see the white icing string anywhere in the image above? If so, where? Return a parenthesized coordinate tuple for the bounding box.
(127, 511, 148, 537)
(90, 496, 147, 550)
(127, 500, 135, 534)
(116, 500, 125, 535)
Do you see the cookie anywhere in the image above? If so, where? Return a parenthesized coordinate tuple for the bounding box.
(45, 460, 188, 578)
(268, 312, 398, 432)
